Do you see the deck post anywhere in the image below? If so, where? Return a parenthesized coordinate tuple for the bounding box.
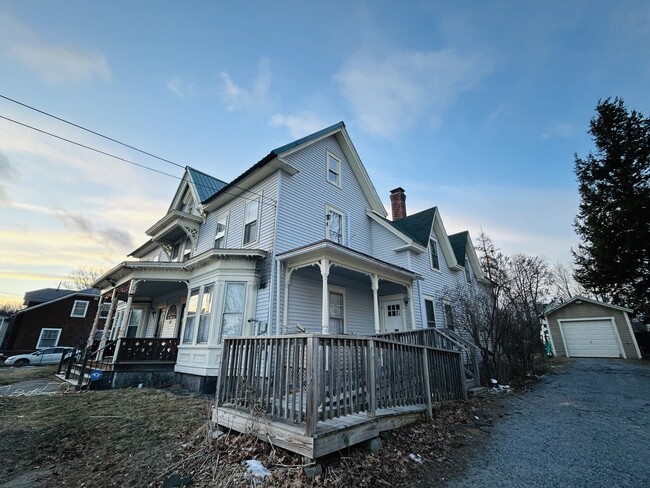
(305, 336, 319, 437)
(458, 352, 468, 400)
(367, 340, 377, 418)
(421, 348, 433, 417)
(215, 340, 230, 404)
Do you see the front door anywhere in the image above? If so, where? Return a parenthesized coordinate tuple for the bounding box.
(382, 299, 404, 332)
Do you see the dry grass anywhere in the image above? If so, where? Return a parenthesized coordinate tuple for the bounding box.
(0, 382, 514, 487)
(0, 365, 59, 386)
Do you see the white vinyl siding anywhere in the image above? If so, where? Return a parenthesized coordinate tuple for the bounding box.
(70, 300, 89, 318)
(37, 328, 61, 348)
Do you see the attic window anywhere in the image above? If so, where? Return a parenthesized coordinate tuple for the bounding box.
(464, 255, 472, 283)
(327, 153, 341, 187)
(429, 239, 440, 270)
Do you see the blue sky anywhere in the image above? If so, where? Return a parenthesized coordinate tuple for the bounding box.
(1, 1, 649, 305)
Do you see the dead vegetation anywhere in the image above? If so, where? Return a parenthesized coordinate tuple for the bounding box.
(0, 365, 59, 386)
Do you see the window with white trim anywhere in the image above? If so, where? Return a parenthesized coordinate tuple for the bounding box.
(196, 285, 213, 344)
(328, 285, 345, 334)
(214, 213, 228, 249)
(243, 199, 260, 245)
(221, 282, 246, 341)
(429, 239, 440, 270)
(182, 288, 200, 344)
(327, 153, 341, 187)
(424, 298, 436, 328)
(464, 255, 472, 283)
(71, 300, 89, 318)
(326, 206, 344, 244)
(171, 238, 188, 262)
(99, 302, 110, 319)
(37, 328, 61, 348)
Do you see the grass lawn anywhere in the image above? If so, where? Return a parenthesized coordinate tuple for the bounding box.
(0, 365, 59, 386)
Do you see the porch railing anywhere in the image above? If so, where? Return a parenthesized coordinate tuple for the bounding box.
(115, 338, 179, 362)
(216, 334, 465, 437)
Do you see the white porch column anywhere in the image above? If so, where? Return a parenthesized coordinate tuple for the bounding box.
(371, 274, 380, 333)
(282, 268, 294, 333)
(118, 280, 138, 338)
(406, 284, 416, 330)
(97, 288, 118, 359)
(86, 294, 104, 347)
(319, 259, 330, 334)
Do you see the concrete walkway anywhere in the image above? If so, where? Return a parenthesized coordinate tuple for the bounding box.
(446, 359, 650, 488)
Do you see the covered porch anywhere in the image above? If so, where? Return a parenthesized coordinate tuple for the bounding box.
(277, 241, 422, 336)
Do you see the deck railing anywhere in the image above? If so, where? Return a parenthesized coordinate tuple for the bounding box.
(115, 337, 179, 362)
(216, 333, 465, 436)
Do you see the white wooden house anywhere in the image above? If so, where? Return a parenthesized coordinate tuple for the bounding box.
(82, 122, 486, 393)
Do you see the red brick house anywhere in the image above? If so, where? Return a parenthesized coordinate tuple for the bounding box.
(3, 288, 103, 353)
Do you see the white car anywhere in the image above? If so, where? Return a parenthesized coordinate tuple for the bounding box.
(4, 347, 74, 367)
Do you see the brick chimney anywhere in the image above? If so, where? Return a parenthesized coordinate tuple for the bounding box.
(390, 187, 407, 220)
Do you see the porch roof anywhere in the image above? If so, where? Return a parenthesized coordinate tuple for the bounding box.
(94, 248, 267, 291)
(277, 240, 421, 284)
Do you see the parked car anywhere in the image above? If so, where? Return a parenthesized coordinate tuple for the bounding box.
(4, 347, 74, 367)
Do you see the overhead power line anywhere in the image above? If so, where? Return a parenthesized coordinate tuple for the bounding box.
(0, 107, 276, 209)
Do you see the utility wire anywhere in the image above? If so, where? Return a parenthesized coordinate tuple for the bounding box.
(0, 94, 184, 169)
(0, 114, 276, 210)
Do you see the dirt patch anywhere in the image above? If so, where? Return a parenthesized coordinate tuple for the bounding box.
(0, 382, 525, 487)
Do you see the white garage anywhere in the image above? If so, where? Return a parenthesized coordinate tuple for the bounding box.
(560, 319, 622, 358)
(543, 297, 642, 359)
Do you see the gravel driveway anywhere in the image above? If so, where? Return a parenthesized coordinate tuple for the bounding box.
(447, 359, 650, 488)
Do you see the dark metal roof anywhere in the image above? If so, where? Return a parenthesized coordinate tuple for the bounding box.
(390, 207, 437, 247)
(187, 167, 228, 203)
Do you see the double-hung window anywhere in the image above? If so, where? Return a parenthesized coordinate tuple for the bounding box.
(328, 290, 344, 334)
(429, 238, 440, 270)
(182, 288, 200, 344)
(196, 285, 213, 344)
(220, 282, 246, 341)
(327, 153, 341, 187)
(214, 214, 228, 249)
(424, 299, 436, 328)
(443, 302, 455, 331)
(326, 206, 344, 244)
(37, 328, 61, 348)
(243, 199, 260, 245)
(71, 300, 89, 318)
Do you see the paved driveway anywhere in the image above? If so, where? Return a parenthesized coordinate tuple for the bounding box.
(447, 359, 650, 488)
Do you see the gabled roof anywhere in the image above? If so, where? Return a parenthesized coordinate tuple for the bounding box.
(15, 289, 99, 316)
(187, 167, 228, 203)
(202, 121, 386, 216)
(448, 231, 469, 267)
(543, 296, 633, 316)
(390, 208, 437, 247)
(23, 288, 77, 304)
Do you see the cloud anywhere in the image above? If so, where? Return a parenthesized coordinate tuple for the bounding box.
(541, 121, 576, 140)
(336, 48, 492, 137)
(166, 76, 195, 98)
(219, 58, 272, 111)
(269, 113, 329, 138)
(0, 151, 18, 202)
(0, 13, 110, 83)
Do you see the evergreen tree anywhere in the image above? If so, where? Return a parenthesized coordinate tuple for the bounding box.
(573, 98, 650, 320)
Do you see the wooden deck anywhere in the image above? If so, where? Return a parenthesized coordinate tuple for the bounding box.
(214, 331, 467, 459)
(214, 404, 426, 459)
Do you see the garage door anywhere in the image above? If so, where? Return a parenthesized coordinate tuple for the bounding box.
(562, 319, 621, 358)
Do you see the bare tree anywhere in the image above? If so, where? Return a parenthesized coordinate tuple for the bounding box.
(549, 262, 594, 302)
(446, 232, 551, 382)
(0, 299, 22, 315)
(61, 266, 106, 290)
